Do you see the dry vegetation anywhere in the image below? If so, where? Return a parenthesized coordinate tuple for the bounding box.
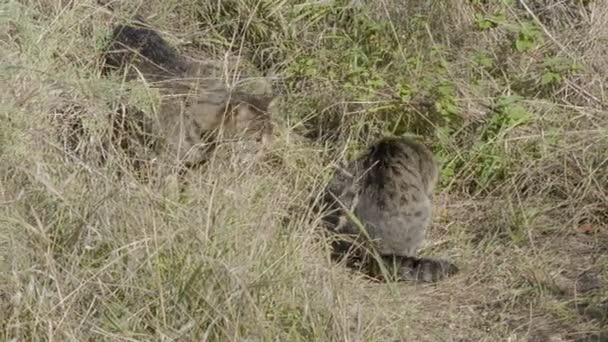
(2, 0, 607, 341)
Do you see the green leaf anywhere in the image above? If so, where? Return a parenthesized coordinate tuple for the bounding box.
(474, 13, 504, 30)
(473, 51, 494, 68)
(504, 104, 531, 126)
(515, 35, 534, 52)
(540, 71, 561, 85)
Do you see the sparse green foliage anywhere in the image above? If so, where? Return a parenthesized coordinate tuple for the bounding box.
(473, 50, 494, 69)
(540, 56, 583, 87)
(433, 81, 460, 126)
(488, 95, 532, 136)
(474, 13, 505, 31)
(464, 95, 533, 190)
(512, 21, 543, 52)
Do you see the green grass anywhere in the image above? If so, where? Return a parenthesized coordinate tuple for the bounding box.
(2, 0, 607, 340)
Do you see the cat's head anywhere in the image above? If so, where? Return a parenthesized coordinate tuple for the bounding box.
(226, 93, 277, 145)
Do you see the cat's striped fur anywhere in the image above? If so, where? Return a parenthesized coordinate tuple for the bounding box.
(322, 136, 458, 283)
(102, 22, 275, 168)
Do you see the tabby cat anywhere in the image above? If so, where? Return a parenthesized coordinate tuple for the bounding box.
(322, 136, 458, 282)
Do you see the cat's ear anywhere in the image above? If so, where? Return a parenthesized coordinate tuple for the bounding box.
(256, 95, 277, 112)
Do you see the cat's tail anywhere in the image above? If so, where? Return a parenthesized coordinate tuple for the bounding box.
(103, 23, 187, 78)
(373, 255, 459, 283)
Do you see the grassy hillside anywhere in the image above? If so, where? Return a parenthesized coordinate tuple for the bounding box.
(2, 0, 607, 340)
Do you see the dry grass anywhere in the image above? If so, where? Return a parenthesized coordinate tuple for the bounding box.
(2, 0, 607, 341)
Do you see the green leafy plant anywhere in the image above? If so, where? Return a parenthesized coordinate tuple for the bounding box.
(474, 13, 505, 30)
(513, 21, 543, 52)
(540, 56, 583, 86)
(466, 95, 532, 191)
(473, 50, 495, 69)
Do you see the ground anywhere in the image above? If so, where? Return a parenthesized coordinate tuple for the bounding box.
(1, 0, 607, 341)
